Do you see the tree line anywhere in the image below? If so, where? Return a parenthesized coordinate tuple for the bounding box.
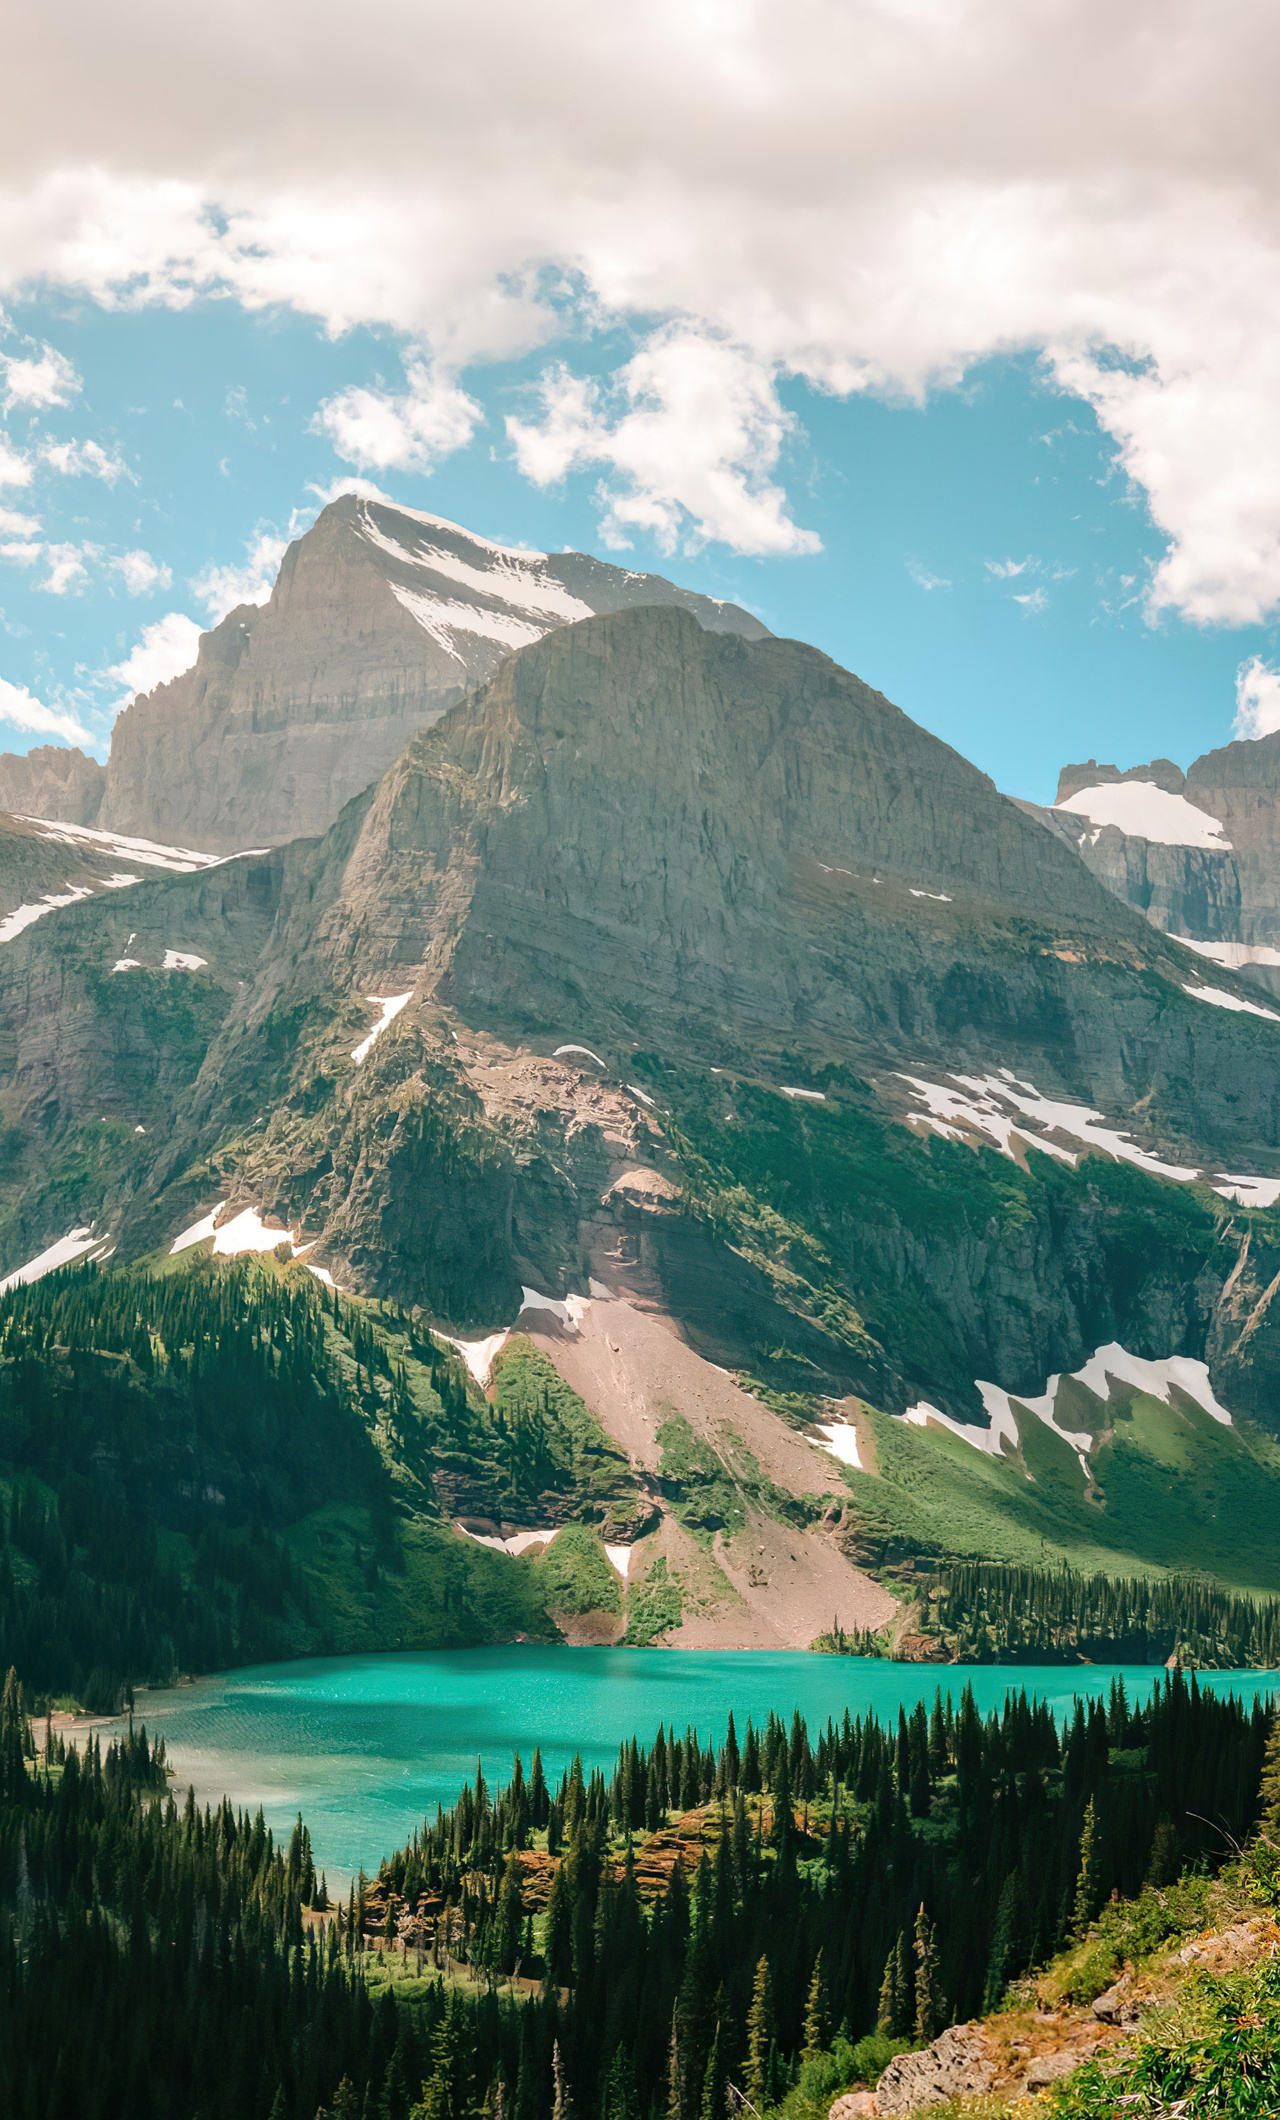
(919, 1560, 1280, 1667)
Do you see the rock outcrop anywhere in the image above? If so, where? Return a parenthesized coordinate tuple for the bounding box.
(97, 496, 767, 854)
(1043, 734, 1280, 995)
(0, 745, 105, 826)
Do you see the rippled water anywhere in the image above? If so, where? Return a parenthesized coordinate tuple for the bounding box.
(106, 1648, 1279, 1888)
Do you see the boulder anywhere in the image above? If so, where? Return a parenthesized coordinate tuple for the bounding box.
(872, 2025, 995, 2113)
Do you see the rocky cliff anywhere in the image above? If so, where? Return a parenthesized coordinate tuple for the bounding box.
(0, 745, 105, 826)
(1041, 738, 1280, 994)
(96, 496, 768, 854)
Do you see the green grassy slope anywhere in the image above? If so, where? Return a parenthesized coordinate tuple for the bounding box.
(837, 1381, 1280, 1593)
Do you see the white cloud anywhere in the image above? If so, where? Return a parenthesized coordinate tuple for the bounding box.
(1, 342, 79, 410)
(1013, 586, 1049, 614)
(508, 331, 820, 557)
(305, 474, 399, 509)
(107, 611, 203, 706)
(0, 506, 38, 535)
(986, 558, 1032, 580)
(3, 5, 1280, 612)
(0, 438, 32, 487)
(108, 548, 172, 595)
(1234, 655, 1280, 740)
(37, 541, 91, 594)
(315, 361, 481, 473)
(191, 530, 285, 620)
(40, 435, 128, 484)
(0, 674, 91, 744)
(906, 558, 951, 591)
(0, 540, 39, 567)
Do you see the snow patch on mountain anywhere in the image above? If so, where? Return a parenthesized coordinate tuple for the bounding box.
(1182, 981, 1280, 1020)
(389, 581, 546, 657)
(0, 1226, 113, 1292)
(903, 1340, 1232, 1474)
(351, 991, 412, 1065)
(0, 885, 93, 945)
(900, 1070, 1201, 1181)
(811, 1419, 862, 1468)
(1213, 1174, 1280, 1207)
(169, 1203, 309, 1259)
(1179, 938, 1280, 971)
(441, 1331, 510, 1388)
(21, 816, 237, 873)
(1055, 781, 1230, 848)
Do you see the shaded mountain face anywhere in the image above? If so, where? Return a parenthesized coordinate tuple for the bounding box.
(1040, 738, 1280, 995)
(6, 603, 1280, 1439)
(93, 497, 768, 855)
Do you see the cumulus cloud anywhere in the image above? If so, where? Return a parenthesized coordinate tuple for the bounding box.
(314, 361, 481, 473)
(0, 438, 32, 487)
(36, 541, 92, 594)
(1, 341, 80, 410)
(108, 547, 172, 595)
(508, 332, 820, 556)
(40, 435, 128, 484)
(107, 611, 203, 706)
(0, 674, 91, 744)
(0, 506, 38, 535)
(4, 4, 1280, 608)
(191, 530, 286, 621)
(1234, 655, 1280, 740)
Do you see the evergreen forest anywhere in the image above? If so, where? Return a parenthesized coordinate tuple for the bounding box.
(0, 1661, 1273, 2119)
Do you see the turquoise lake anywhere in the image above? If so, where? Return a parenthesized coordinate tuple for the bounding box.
(112, 1649, 1280, 1889)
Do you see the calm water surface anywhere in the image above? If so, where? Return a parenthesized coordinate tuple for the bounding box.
(109, 1649, 1280, 1889)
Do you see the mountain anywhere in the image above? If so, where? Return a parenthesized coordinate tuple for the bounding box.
(89, 496, 768, 854)
(1035, 741, 1280, 996)
(6, 570, 1280, 1650)
(0, 744, 104, 826)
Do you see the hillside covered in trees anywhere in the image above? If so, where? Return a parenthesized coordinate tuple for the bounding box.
(0, 1256, 642, 1708)
(0, 1664, 1275, 2117)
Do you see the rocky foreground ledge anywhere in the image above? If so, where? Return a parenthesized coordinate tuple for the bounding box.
(828, 1909, 1279, 2114)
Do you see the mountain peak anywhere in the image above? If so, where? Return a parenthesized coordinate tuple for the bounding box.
(89, 499, 767, 855)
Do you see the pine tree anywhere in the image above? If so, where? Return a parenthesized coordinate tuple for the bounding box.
(552, 2039, 572, 2120)
(1073, 1797, 1100, 1935)
(745, 1956, 772, 2107)
(802, 1949, 826, 2058)
(877, 1944, 898, 2037)
(666, 2006, 683, 2120)
(913, 1905, 938, 2044)
(699, 2023, 724, 2120)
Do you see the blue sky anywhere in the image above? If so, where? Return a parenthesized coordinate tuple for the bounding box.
(3, 2, 1279, 805)
(2, 294, 1273, 805)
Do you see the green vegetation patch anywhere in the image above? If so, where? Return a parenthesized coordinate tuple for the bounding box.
(490, 1336, 639, 1533)
(623, 1554, 683, 1644)
(533, 1524, 622, 1618)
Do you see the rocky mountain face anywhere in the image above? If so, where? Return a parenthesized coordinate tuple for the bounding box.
(1038, 740, 1280, 994)
(0, 745, 105, 826)
(6, 603, 1280, 1441)
(92, 496, 767, 855)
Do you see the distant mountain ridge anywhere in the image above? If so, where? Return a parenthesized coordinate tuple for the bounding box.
(1037, 736, 1280, 993)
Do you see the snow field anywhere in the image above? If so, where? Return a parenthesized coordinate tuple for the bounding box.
(1055, 781, 1231, 848)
